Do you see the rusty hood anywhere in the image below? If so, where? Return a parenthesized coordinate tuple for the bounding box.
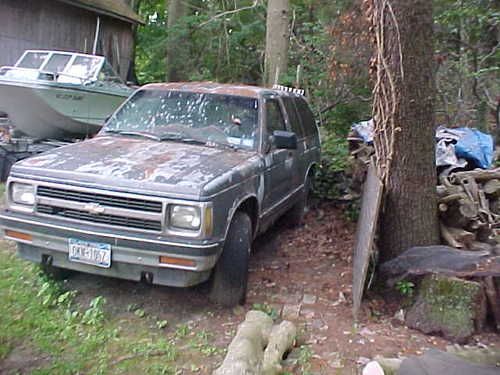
(11, 136, 259, 199)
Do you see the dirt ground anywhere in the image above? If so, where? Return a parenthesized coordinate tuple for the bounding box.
(43, 202, 497, 374)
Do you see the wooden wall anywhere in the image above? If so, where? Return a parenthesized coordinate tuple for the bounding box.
(0, 0, 135, 80)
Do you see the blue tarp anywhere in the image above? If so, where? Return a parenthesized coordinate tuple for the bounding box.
(454, 127, 494, 169)
(352, 121, 495, 169)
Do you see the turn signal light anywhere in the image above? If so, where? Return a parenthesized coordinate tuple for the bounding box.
(159, 256, 196, 268)
(4, 230, 33, 242)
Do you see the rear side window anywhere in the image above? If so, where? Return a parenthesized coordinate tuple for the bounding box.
(295, 98, 317, 137)
(283, 97, 305, 138)
(265, 99, 286, 135)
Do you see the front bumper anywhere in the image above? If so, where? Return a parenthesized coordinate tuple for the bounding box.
(0, 210, 222, 287)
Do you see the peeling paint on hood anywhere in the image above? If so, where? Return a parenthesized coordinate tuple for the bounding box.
(13, 136, 257, 199)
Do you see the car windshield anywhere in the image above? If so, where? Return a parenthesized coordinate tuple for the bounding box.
(105, 89, 259, 150)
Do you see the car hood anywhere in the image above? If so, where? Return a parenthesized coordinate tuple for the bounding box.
(12, 136, 260, 199)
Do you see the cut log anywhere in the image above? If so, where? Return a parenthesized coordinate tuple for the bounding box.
(483, 276, 500, 331)
(446, 226, 475, 248)
(380, 246, 500, 281)
(214, 310, 273, 375)
(262, 321, 297, 375)
(438, 192, 467, 204)
(483, 179, 500, 196)
(440, 223, 464, 248)
(441, 198, 478, 228)
(451, 168, 500, 183)
(437, 184, 464, 197)
(438, 203, 448, 212)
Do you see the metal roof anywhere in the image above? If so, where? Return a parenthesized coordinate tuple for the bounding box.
(57, 0, 143, 24)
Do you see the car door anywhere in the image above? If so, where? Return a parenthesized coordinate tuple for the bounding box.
(261, 96, 297, 216)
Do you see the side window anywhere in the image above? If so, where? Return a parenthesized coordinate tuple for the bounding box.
(283, 97, 305, 138)
(265, 99, 286, 135)
(295, 98, 316, 137)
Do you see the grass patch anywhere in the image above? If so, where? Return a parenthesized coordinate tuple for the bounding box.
(0, 244, 222, 374)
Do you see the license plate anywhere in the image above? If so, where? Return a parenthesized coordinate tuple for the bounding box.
(68, 238, 111, 268)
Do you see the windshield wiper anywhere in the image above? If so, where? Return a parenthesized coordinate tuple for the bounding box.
(104, 129, 162, 141)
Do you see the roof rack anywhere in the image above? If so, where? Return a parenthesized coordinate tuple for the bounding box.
(272, 84, 305, 96)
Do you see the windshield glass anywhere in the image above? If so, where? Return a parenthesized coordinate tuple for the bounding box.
(17, 52, 50, 69)
(65, 56, 102, 80)
(105, 90, 259, 150)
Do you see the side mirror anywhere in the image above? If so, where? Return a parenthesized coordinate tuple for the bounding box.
(273, 130, 297, 149)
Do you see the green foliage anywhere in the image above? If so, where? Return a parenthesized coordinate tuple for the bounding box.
(313, 131, 349, 200)
(395, 280, 415, 297)
(297, 344, 314, 375)
(135, 0, 266, 84)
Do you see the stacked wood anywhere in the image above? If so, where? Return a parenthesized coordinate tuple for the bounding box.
(437, 167, 500, 251)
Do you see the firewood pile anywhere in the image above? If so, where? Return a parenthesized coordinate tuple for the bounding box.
(438, 168, 500, 251)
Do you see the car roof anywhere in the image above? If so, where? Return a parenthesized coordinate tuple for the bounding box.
(142, 82, 304, 99)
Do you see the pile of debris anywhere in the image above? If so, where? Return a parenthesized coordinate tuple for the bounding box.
(348, 121, 499, 251)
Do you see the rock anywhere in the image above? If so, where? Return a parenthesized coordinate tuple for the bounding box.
(362, 361, 385, 375)
(302, 294, 317, 305)
(405, 275, 487, 343)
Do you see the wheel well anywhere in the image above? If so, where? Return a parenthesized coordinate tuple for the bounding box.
(236, 197, 259, 237)
(307, 163, 317, 180)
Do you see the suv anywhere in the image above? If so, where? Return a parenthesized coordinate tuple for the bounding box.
(0, 82, 320, 306)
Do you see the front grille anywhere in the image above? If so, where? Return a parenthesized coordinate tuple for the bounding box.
(37, 186, 163, 213)
(37, 204, 162, 231)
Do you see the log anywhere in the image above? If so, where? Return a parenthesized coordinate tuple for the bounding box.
(446, 226, 475, 248)
(438, 203, 448, 212)
(438, 192, 467, 204)
(262, 321, 297, 375)
(436, 184, 464, 198)
(451, 168, 500, 183)
(440, 223, 464, 248)
(483, 276, 500, 331)
(441, 198, 478, 228)
(380, 246, 500, 282)
(214, 311, 273, 375)
(483, 179, 500, 196)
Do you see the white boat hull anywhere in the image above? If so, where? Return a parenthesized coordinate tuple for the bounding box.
(0, 81, 128, 139)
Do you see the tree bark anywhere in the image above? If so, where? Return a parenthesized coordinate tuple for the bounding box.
(264, 0, 290, 85)
(166, 0, 187, 82)
(367, 0, 439, 260)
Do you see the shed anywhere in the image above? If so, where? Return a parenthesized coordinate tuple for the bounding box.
(0, 0, 142, 80)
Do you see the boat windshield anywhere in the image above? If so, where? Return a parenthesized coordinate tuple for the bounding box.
(17, 52, 50, 69)
(105, 89, 259, 150)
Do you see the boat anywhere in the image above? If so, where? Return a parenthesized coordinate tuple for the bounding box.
(0, 50, 133, 140)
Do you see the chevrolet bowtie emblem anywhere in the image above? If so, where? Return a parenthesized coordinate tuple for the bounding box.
(83, 203, 105, 215)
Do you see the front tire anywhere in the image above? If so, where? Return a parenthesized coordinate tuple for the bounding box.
(208, 211, 251, 307)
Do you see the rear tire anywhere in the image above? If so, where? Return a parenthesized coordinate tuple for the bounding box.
(287, 177, 312, 227)
(208, 211, 251, 307)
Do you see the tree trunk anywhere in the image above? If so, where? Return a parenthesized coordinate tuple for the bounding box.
(367, 0, 439, 260)
(264, 0, 290, 86)
(166, 0, 187, 82)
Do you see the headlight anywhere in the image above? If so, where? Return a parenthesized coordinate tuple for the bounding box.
(169, 205, 201, 230)
(11, 183, 35, 206)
